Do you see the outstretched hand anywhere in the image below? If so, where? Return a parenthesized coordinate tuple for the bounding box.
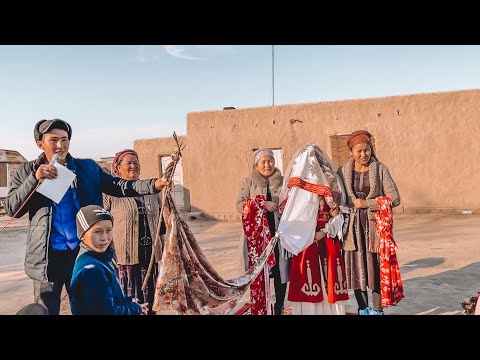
(155, 179, 174, 191)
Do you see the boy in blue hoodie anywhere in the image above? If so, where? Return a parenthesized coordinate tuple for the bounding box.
(69, 205, 148, 315)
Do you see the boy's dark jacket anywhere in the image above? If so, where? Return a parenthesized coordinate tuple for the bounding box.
(69, 242, 142, 315)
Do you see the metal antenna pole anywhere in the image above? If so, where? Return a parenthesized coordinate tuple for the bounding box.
(272, 45, 275, 106)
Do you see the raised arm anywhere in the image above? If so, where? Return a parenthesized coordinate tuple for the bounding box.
(99, 164, 168, 198)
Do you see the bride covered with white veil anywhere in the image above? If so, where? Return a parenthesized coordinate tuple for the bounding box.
(278, 144, 350, 315)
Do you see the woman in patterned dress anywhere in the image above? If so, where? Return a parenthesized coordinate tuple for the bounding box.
(337, 130, 402, 315)
(103, 149, 167, 315)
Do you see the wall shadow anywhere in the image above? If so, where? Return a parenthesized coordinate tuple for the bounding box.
(401, 257, 445, 274)
(384, 262, 480, 315)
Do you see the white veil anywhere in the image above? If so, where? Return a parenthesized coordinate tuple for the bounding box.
(277, 143, 347, 256)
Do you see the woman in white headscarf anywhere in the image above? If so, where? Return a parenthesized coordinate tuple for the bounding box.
(278, 144, 349, 315)
(236, 148, 290, 315)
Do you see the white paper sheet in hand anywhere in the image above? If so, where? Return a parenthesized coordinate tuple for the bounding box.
(37, 163, 76, 204)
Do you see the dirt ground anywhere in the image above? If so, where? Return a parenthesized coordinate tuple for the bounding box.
(1, 212, 480, 315)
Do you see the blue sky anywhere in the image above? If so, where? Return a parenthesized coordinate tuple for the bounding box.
(1, 45, 480, 161)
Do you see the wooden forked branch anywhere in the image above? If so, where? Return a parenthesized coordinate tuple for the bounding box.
(141, 132, 186, 291)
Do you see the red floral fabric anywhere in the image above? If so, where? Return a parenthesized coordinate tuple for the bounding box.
(374, 196, 405, 307)
(242, 195, 276, 315)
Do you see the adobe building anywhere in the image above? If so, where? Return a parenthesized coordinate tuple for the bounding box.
(0, 149, 28, 211)
(135, 88, 480, 220)
(96, 156, 114, 174)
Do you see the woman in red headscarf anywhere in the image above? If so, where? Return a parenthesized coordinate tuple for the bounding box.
(337, 130, 404, 315)
(103, 149, 167, 315)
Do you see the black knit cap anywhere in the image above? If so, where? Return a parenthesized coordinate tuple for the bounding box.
(76, 205, 114, 239)
(34, 119, 72, 142)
